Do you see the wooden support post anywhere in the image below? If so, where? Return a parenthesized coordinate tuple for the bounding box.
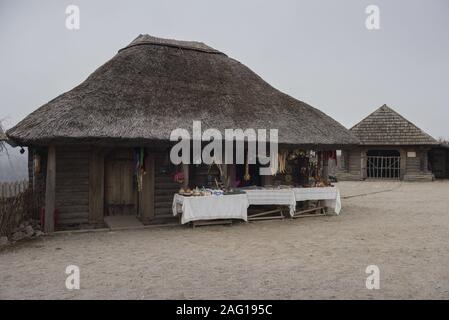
(221, 163, 228, 187)
(182, 163, 189, 189)
(89, 148, 105, 224)
(261, 173, 273, 187)
(44, 146, 56, 233)
(360, 150, 367, 180)
(400, 149, 407, 180)
(322, 157, 329, 183)
(227, 164, 236, 188)
(140, 151, 155, 224)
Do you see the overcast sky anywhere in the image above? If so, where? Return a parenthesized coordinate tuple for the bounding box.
(1, 0, 448, 139)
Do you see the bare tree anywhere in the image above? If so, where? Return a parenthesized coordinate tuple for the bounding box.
(438, 137, 449, 146)
(0, 119, 12, 165)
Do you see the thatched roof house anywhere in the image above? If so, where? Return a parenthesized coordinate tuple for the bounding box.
(6, 34, 358, 232)
(7, 34, 357, 148)
(338, 104, 439, 181)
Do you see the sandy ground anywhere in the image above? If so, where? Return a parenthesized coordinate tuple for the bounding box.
(1, 181, 449, 299)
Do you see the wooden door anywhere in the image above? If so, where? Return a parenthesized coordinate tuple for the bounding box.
(104, 149, 137, 215)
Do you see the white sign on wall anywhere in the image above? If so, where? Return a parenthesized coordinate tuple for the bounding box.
(407, 152, 417, 158)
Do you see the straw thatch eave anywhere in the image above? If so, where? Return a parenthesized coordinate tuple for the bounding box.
(0, 127, 6, 142)
(7, 34, 359, 148)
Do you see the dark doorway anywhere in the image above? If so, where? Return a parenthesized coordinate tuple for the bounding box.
(429, 148, 449, 179)
(367, 150, 401, 179)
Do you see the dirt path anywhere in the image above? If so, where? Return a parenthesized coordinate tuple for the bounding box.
(1, 181, 449, 299)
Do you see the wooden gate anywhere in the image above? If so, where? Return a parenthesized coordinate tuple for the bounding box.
(367, 156, 401, 179)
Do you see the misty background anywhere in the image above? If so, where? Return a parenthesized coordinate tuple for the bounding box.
(0, 0, 448, 181)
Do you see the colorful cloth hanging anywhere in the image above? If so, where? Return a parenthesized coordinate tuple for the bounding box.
(173, 170, 185, 184)
(134, 147, 146, 192)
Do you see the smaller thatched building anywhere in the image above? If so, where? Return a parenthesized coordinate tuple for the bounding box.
(338, 104, 440, 181)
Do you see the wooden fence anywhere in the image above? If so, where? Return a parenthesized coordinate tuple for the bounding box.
(0, 180, 34, 237)
(0, 180, 29, 198)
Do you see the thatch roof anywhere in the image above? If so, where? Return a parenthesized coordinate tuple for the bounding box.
(351, 104, 438, 145)
(0, 127, 6, 141)
(7, 34, 358, 148)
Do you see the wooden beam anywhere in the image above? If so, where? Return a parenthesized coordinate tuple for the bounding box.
(140, 151, 155, 224)
(44, 146, 56, 233)
(182, 163, 189, 189)
(89, 148, 105, 224)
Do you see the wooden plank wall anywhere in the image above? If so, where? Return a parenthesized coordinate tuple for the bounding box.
(154, 152, 179, 218)
(348, 149, 362, 177)
(55, 147, 90, 226)
(406, 151, 422, 174)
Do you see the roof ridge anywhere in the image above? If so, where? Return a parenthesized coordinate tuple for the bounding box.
(119, 34, 225, 55)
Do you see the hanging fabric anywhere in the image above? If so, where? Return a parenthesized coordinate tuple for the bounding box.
(277, 150, 288, 174)
(134, 147, 146, 192)
(173, 170, 185, 184)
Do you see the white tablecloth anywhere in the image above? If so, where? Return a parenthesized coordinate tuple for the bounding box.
(242, 189, 297, 216)
(293, 187, 341, 215)
(173, 194, 249, 224)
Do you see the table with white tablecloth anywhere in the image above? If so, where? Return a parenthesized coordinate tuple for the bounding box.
(242, 189, 297, 216)
(172, 186, 341, 224)
(242, 186, 341, 218)
(172, 193, 249, 224)
(292, 187, 341, 215)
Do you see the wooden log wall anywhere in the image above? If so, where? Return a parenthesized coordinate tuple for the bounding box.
(348, 149, 362, 178)
(154, 152, 179, 219)
(45, 146, 56, 233)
